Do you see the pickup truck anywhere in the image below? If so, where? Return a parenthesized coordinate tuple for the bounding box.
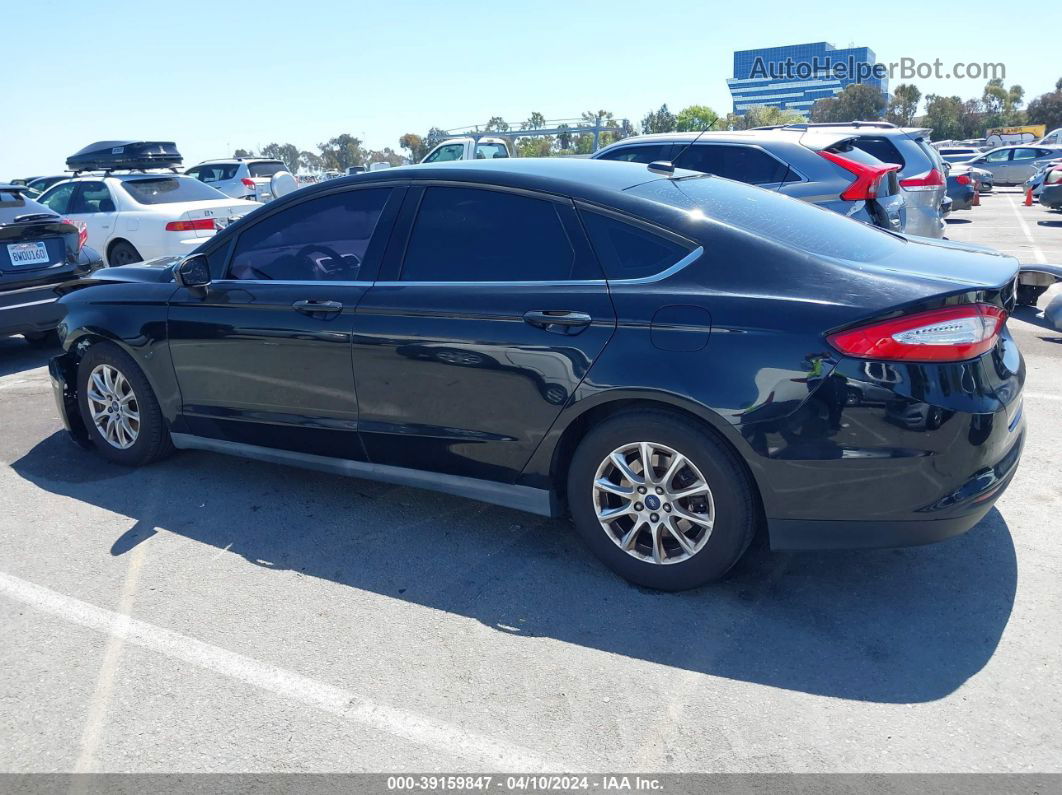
(420, 137, 511, 163)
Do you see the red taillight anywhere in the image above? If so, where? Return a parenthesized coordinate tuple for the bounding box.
(817, 150, 899, 201)
(165, 218, 217, 232)
(61, 218, 88, 251)
(827, 304, 1006, 363)
(955, 174, 972, 186)
(241, 178, 256, 190)
(900, 167, 945, 192)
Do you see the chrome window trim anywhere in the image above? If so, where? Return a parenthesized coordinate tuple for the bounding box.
(209, 279, 374, 287)
(607, 246, 703, 285)
(371, 279, 607, 287)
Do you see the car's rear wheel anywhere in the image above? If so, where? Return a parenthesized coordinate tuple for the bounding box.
(77, 342, 173, 466)
(567, 411, 758, 591)
(108, 241, 142, 266)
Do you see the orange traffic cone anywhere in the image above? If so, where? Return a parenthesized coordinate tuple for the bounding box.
(973, 188, 981, 206)
(1024, 188, 1034, 206)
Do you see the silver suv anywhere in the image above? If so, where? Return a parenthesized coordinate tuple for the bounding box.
(755, 122, 947, 238)
(185, 158, 289, 203)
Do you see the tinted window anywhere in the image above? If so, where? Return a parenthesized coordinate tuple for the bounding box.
(248, 161, 287, 177)
(38, 182, 77, 214)
(598, 144, 672, 164)
(121, 177, 226, 204)
(628, 176, 903, 263)
(188, 164, 239, 183)
(674, 144, 789, 184)
(69, 182, 114, 214)
(228, 188, 390, 281)
(401, 187, 575, 282)
(853, 137, 905, 168)
(581, 211, 691, 280)
(424, 144, 465, 163)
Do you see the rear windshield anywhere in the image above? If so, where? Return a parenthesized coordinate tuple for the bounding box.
(120, 177, 225, 204)
(248, 161, 286, 177)
(627, 176, 905, 262)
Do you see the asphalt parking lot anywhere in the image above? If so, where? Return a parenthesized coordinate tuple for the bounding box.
(1, 188, 1060, 774)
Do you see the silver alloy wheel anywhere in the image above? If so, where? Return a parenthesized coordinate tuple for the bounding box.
(593, 441, 715, 565)
(85, 364, 140, 450)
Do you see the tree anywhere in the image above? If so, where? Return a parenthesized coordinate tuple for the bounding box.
(982, 79, 1025, 126)
(318, 134, 366, 171)
(364, 147, 405, 167)
(810, 83, 885, 123)
(399, 133, 428, 162)
(233, 148, 254, 158)
(424, 127, 450, 149)
(484, 116, 510, 133)
(556, 123, 572, 151)
(522, 111, 546, 130)
(675, 105, 719, 132)
(259, 142, 300, 173)
(922, 94, 965, 141)
(516, 137, 553, 158)
(727, 105, 805, 130)
(641, 104, 676, 135)
(886, 84, 921, 126)
(1026, 79, 1062, 133)
(299, 150, 323, 173)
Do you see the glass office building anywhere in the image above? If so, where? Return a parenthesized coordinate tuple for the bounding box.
(728, 42, 888, 116)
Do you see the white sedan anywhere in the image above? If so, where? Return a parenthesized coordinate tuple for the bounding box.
(36, 173, 260, 266)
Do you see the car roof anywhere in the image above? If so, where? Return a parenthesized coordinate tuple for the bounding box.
(196, 158, 282, 164)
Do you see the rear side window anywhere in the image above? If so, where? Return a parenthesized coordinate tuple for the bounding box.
(120, 177, 225, 204)
(673, 145, 790, 185)
(401, 187, 575, 282)
(228, 188, 390, 281)
(597, 144, 672, 164)
(853, 136, 905, 168)
(248, 161, 287, 177)
(580, 211, 691, 280)
(188, 164, 238, 183)
(474, 143, 508, 159)
(985, 149, 1011, 163)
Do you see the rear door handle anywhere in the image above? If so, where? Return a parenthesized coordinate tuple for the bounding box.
(293, 299, 343, 317)
(523, 310, 592, 333)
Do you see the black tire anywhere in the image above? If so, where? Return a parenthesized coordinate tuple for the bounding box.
(567, 411, 759, 591)
(23, 330, 60, 348)
(1016, 284, 1047, 307)
(108, 240, 142, 266)
(77, 341, 173, 466)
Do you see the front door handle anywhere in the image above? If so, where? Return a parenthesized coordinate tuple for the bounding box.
(523, 310, 592, 333)
(293, 299, 343, 317)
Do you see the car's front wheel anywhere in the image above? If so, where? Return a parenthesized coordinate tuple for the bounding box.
(567, 411, 758, 591)
(77, 342, 173, 466)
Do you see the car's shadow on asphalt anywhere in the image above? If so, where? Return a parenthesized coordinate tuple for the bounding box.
(945, 218, 972, 225)
(1013, 304, 1061, 332)
(0, 336, 57, 377)
(13, 431, 1017, 705)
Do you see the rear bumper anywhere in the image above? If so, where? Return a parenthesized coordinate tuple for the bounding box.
(1041, 184, 1062, 209)
(0, 283, 62, 336)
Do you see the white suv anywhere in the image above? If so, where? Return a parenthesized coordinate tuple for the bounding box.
(185, 158, 289, 202)
(37, 173, 260, 266)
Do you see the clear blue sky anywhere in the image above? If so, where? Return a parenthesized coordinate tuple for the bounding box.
(5, 0, 1059, 177)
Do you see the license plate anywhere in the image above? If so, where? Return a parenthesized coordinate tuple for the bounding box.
(6, 241, 50, 266)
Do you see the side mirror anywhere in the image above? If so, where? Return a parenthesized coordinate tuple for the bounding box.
(174, 254, 211, 288)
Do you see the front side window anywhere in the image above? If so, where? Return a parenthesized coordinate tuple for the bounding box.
(423, 144, 465, 163)
(69, 182, 114, 214)
(597, 144, 672, 164)
(401, 187, 575, 282)
(120, 177, 226, 204)
(580, 211, 691, 281)
(38, 182, 77, 214)
(228, 188, 390, 281)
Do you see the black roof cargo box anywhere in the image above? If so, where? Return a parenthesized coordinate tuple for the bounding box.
(66, 141, 182, 172)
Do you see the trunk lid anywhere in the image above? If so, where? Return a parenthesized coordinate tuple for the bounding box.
(178, 199, 261, 238)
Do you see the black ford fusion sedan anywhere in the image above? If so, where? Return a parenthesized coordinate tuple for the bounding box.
(48, 158, 1025, 591)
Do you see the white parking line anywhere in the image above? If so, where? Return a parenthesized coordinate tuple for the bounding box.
(1006, 195, 1048, 264)
(0, 570, 557, 770)
(1025, 392, 1062, 402)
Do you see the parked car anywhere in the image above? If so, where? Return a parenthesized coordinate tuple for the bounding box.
(753, 122, 947, 238)
(592, 129, 905, 232)
(946, 164, 978, 210)
(937, 147, 985, 164)
(420, 136, 511, 163)
(968, 165, 994, 193)
(960, 145, 1062, 186)
(26, 175, 70, 194)
(1039, 163, 1062, 210)
(1024, 157, 1062, 201)
(1, 184, 104, 345)
(48, 158, 1025, 591)
(185, 158, 288, 202)
(1036, 128, 1062, 146)
(36, 142, 260, 266)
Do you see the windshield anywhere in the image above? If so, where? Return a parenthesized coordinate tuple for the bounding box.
(627, 176, 905, 263)
(120, 176, 227, 204)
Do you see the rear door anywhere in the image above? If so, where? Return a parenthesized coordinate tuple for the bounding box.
(167, 185, 403, 459)
(351, 184, 616, 482)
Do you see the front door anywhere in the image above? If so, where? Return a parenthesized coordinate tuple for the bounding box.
(167, 185, 402, 459)
(66, 181, 119, 256)
(352, 185, 616, 482)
